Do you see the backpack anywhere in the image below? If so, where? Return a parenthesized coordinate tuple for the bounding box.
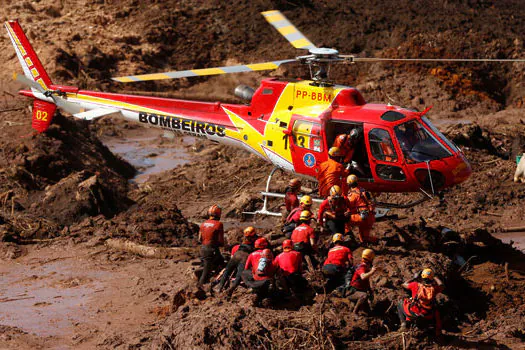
(256, 257, 271, 276)
(412, 283, 436, 311)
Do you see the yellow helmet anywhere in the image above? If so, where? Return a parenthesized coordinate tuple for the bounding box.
(362, 248, 375, 262)
(421, 268, 434, 280)
(243, 226, 256, 238)
(347, 174, 358, 186)
(329, 185, 342, 197)
(328, 147, 342, 157)
(300, 195, 312, 206)
(299, 210, 312, 221)
(332, 233, 344, 243)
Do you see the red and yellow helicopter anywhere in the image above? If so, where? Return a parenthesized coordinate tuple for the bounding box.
(7, 11, 522, 216)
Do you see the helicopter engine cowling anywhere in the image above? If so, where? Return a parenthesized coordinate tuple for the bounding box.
(234, 85, 255, 102)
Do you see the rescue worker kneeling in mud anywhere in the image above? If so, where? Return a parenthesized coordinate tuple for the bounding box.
(397, 268, 444, 336)
(197, 205, 225, 289)
(217, 226, 257, 297)
(282, 195, 313, 237)
(322, 233, 353, 292)
(346, 174, 377, 244)
(242, 238, 276, 305)
(318, 185, 349, 235)
(345, 248, 379, 314)
(273, 239, 306, 297)
(290, 210, 318, 268)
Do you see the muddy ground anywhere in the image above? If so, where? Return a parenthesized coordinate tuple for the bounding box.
(0, 0, 524, 349)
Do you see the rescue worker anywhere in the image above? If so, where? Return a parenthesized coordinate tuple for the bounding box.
(217, 226, 257, 296)
(290, 210, 318, 267)
(346, 248, 379, 314)
(283, 178, 301, 215)
(197, 204, 225, 288)
(318, 185, 349, 235)
(346, 174, 377, 244)
(397, 268, 444, 336)
(273, 239, 306, 296)
(243, 239, 276, 305)
(322, 233, 353, 292)
(282, 195, 313, 237)
(333, 128, 361, 165)
(317, 147, 348, 198)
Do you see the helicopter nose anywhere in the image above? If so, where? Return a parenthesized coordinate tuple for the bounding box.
(449, 152, 472, 186)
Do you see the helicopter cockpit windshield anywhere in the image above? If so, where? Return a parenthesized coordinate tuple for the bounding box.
(394, 119, 452, 163)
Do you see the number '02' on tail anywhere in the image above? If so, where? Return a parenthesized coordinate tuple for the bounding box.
(6, 20, 56, 132)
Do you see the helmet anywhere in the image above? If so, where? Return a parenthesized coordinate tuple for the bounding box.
(347, 174, 358, 186)
(328, 147, 342, 157)
(243, 226, 256, 238)
(282, 239, 293, 251)
(362, 248, 375, 262)
(299, 210, 312, 221)
(421, 268, 434, 280)
(332, 233, 344, 243)
(329, 185, 342, 197)
(262, 248, 272, 259)
(349, 128, 362, 143)
(289, 178, 301, 189)
(254, 237, 269, 249)
(208, 204, 221, 218)
(300, 195, 312, 207)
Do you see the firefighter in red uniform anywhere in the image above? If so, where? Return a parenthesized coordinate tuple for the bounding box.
(317, 147, 348, 198)
(397, 268, 444, 336)
(291, 210, 318, 267)
(347, 248, 379, 314)
(283, 178, 301, 216)
(282, 195, 312, 238)
(318, 185, 349, 235)
(322, 233, 353, 292)
(242, 238, 275, 305)
(218, 226, 257, 296)
(273, 239, 306, 295)
(346, 174, 377, 244)
(197, 205, 225, 288)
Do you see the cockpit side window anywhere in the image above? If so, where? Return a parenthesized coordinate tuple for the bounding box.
(394, 119, 451, 163)
(369, 128, 397, 162)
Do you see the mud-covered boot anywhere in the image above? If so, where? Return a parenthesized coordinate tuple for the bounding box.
(399, 322, 407, 332)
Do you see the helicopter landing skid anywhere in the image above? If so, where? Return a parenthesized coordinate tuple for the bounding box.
(243, 167, 284, 217)
(375, 189, 433, 210)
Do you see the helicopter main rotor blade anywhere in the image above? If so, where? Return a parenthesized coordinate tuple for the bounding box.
(112, 59, 296, 83)
(261, 10, 316, 50)
(340, 56, 525, 63)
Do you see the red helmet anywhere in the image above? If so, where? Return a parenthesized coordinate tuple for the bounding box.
(282, 239, 293, 251)
(207, 204, 222, 218)
(261, 248, 272, 259)
(254, 237, 269, 249)
(288, 178, 301, 189)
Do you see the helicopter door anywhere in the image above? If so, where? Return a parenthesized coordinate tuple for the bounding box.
(367, 127, 407, 188)
(287, 117, 325, 177)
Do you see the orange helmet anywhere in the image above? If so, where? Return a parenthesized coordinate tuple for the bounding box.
(282, 239, 293, 251)
(244, 226, 256, 238)
(289, 178, 301, 189)
(254, 237, 269, 249)
(207, 204, 221, 218)
(362, 248, 375, 262)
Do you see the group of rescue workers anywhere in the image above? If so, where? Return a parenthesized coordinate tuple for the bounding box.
(196, 129, 445, 336)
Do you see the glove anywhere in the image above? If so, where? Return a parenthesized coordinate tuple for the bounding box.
(360, 210, 369, 220)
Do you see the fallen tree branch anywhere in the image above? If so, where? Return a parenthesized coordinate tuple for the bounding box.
(105, 238, 196, 259)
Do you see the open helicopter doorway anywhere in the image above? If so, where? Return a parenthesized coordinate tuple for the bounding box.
(325, 120, 373, 180)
